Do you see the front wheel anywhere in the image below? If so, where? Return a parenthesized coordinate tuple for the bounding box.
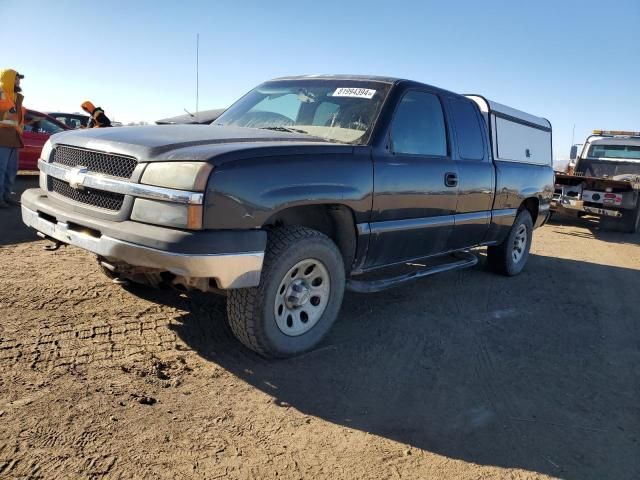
(227, 226, 346, 358)
(487, 210, 534, 276)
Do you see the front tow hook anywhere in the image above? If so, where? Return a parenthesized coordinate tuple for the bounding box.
(37, 231, 63, 251)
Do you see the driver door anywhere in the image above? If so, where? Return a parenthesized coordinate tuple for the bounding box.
(366, 89, 459, 267)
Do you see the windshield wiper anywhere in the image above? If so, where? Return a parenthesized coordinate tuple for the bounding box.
(259, 126, 309, 135)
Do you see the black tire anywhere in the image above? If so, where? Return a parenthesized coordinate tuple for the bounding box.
(487, 210, 534, 276)
(227, 226, 346, 358)
(599, 203, 640, 233)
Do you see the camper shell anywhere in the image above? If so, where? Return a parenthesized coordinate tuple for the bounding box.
(466, 95, 553, 166)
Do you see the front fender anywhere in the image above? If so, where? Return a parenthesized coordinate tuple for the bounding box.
(202, 152, 373, 230)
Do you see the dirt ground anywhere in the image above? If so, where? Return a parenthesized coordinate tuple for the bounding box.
(1, 175, 639, 479)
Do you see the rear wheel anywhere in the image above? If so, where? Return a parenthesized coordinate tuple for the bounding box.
(487, 210, 534, 276)
(600, 203, 640, 233)
(227, 226, 345, 358)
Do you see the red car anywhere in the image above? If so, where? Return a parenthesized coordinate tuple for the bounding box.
(20, 109, 69, 170)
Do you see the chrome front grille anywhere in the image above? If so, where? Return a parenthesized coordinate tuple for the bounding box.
(53, 146, 137, 179)
(48, 177, 125, 211)
(39, 152, 204, 216)
(47, 146, 137, 212)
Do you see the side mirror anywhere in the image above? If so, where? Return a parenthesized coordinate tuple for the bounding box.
(569, 145, 578, 160)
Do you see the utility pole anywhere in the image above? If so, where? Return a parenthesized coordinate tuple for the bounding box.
(196, 33, 200, 121)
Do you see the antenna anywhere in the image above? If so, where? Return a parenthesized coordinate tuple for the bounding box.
(571, 123, 575, 145)
(195, 33, 200, 121)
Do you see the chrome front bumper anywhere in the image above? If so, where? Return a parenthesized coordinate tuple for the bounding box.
(21, 205, 264, 289)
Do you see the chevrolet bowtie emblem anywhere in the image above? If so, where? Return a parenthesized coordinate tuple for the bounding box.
(67, 166, 89, 190)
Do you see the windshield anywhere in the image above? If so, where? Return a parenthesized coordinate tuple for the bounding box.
(214, 80, 391, 144)
(23, 113, 66, 135)
(587, 144, 640, 160)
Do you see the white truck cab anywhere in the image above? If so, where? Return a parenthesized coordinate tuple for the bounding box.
(554, 130, 640, 233)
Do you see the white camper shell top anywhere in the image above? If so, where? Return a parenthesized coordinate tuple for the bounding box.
(466, 95, 552, 167)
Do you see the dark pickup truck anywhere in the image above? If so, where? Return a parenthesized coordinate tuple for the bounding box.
(22, 75, 554, 358)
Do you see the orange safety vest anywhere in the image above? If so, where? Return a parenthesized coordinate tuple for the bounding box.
(0, 90, 24, 148)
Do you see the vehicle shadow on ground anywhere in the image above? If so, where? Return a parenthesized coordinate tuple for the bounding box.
(548, 214, 640, 244)
(0, 174, 39, 246)
(5, 173, 637, 477)
(137, 253, 640, 480)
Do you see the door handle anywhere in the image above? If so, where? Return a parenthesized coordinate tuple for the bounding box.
(444, 172, 458, 188)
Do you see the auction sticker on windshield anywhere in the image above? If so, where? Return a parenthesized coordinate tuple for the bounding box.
(331, 88, 376, 99)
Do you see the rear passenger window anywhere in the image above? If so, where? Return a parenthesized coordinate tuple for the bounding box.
(450, 98, 484, 160)
(390, 91, 447, 156)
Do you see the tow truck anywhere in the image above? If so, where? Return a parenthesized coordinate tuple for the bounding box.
(553, 130, 640, 233)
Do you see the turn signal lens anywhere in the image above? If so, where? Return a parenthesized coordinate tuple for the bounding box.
(187, 205, 203, 229)
(131, 198, 203, 230)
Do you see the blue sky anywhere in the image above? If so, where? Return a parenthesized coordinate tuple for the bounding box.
(2, 0, 638, 160)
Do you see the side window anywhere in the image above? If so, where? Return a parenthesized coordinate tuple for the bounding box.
(449, 98, 484, 160)
(22, 112, 35, 133)
(25, 116, 64, 135)
(390, 91, 447, 156)
(55, 116, 81, 129)
(39, 118, 65, 134)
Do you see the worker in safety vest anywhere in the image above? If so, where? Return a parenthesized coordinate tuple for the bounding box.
(81, 101, 112, 128)
(0, 69, 25, 208)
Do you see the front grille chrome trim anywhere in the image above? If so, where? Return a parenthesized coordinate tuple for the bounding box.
(53, 145, 138, 179)
(39, 159, 204, 205)
(49, 177, 125, 211)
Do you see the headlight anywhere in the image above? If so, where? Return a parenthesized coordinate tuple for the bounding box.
(131, 198, 203, 230)
(39, 140, 53, 190)
(41, 139, 53, 162)
(141, 162, 212, 191)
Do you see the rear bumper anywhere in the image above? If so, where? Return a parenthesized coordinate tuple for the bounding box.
(21, 188, 266, 289)
(551, 196, 623, 218)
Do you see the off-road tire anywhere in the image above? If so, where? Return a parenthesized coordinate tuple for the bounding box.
(600, 203, 640, 233)
(487, 209, 534, 276)
(227, 226, 345, 358)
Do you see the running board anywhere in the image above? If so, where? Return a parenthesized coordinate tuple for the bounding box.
(346, 252, 478, 293)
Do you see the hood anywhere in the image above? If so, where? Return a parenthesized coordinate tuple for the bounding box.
(0, 69, 18, 101)
(50, 125, 353, 164)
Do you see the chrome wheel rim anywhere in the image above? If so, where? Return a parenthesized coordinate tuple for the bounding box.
(512, 224, 528, 263)
(274, 259, 331, 337)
